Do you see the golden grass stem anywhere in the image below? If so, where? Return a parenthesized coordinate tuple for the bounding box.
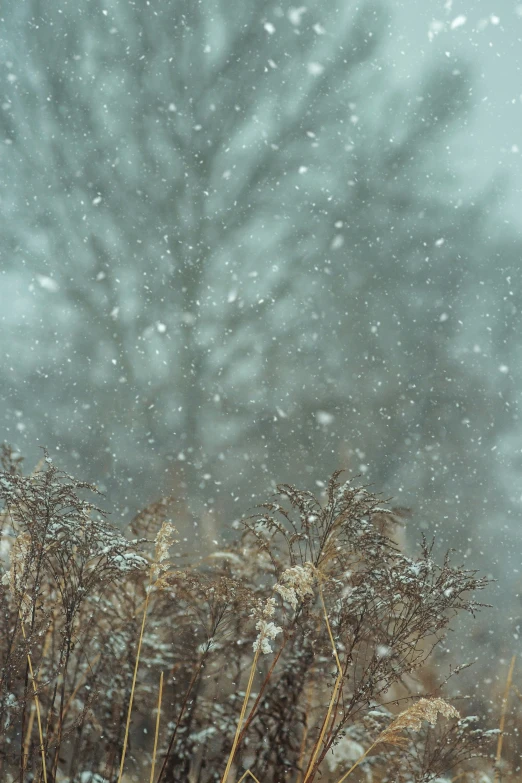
(303, 671, 342, 783)
(295, 671, 315, 783)
(155, 657, 204, 783)
(494, 654, 516, 783)
(150, 671, 164, 783)
(302, 572, 343, 783)
(19, 613, 48, 783)
(220, 644, 262, 783)
(236, 642, 285, 748)
(23, 703, 36, 767)
(333, 742, 376, 783)
(334, 698, 460, 783)
(236, 769, 263, 783)
(450, 773, 467, 782)
(23, 624, 52, 760)
(117, 590, 150, 783)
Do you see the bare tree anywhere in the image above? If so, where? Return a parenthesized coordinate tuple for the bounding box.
(0, 0, 514, 564)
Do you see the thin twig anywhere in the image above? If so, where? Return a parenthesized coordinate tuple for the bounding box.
(56, 653, 101, 731)
(156, 657, 205, 783)
(150, 671, 164, 783)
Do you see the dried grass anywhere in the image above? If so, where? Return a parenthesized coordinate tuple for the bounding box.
(334, 698, 460, 783)
(493, 655, 516, 783)
(0, 447, 507, 783)
(149, 671, 163, 783)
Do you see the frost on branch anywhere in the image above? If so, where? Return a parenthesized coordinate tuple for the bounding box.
(0, 447, 148, 625)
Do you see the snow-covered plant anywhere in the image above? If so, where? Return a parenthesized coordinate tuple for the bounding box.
(0, 450, 505, 783)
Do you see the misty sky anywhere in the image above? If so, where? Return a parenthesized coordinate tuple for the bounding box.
(2, 0, 522, 674)
(390, 0, 522, 224)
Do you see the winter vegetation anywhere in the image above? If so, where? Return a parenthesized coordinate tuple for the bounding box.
(1, 1, 522, 780)
(0, 445, 518, 783)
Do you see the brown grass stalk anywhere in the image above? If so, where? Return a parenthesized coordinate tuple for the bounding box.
(116, 590, 151, 783)
(220, 644, 262, 783)
(295, 671, 315, 783)
(302, 571, 343, 783)
(236, 770, 263, 783)
(23, 626, 53, 766)
(494, 655, 516, 783)
(0, 455, 494, 783)
(59, 652, 101, 729)
(155, 657, 205, 783)
(150, 671, 164, 783)
(333, 698, 460, 783)
(236, 641, 286, 748)
(20, 613, 48, 783)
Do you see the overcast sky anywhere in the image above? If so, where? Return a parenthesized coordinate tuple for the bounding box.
(387, 0, 522, 225)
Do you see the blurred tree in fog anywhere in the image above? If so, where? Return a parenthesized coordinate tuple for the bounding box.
(0, 0, 518, 568)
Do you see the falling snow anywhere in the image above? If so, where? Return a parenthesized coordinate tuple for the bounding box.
(0, 1, 521, 768)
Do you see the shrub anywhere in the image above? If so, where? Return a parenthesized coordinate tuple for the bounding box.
(0, 447, 499, 783)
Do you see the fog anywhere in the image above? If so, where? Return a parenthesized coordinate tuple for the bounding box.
(1, 0, 521, 670)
